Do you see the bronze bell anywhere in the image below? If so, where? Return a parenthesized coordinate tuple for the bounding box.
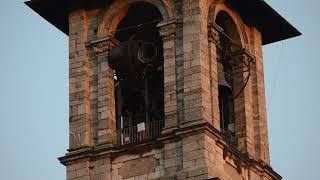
(217, 62, 232, 89)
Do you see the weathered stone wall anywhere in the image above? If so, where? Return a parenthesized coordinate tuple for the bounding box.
(62, 0, 277, 179)
(204, 133, 275, 180)
(181, 0, 212, 124)
(66, 159, 91, 180)
(110, 150, 163, 179)
(179, 134, 209, 179)
(69, 10, 92, 149)
(250, 28, 270, 164)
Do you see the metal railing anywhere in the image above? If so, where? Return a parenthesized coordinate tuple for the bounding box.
(222, 130, 238, 147)
(116, 120, 164, 147)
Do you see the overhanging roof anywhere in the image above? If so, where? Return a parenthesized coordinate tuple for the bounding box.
(226, 0, 301, 44)
(24, 0, 112, 35)
(25, 0, 301, 45)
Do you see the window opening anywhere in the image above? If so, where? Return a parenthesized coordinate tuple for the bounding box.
(109, 3, 164, 146)
(215, 11, 254, 146)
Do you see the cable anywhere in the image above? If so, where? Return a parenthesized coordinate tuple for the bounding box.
(267, 41, 284, 109)
(214, 26, 243, 50)
(233, 70, 251, 99)
(267, 23, 286, 110)
(110, 19, 163, 33)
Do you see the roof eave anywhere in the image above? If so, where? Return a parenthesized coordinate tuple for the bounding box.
(25, 0, 301, 45)
(25, 0, 69, 35)
(226, 0, 301, 45)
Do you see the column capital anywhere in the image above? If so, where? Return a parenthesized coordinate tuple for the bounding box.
(87, 36, 119, 57)
(157, 19, 176, 40)
(231, 48, 255, 67)
(208, 22, 222, 45)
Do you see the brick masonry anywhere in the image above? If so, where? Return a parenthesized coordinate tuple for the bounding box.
(59, 0, 280, 179)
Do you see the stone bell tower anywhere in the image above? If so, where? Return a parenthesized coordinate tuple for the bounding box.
(26, 0, 300, 179)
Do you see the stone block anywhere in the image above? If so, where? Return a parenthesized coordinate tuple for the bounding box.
(188, 167, 207, 178)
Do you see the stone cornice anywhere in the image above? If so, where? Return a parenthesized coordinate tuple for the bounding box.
(58, 121, 281, 180)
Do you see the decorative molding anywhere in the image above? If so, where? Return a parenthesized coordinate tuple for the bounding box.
(87, 36, 119, 57)
(157, 19, 176, 40)
(208, 22, 223, 45)
(231, 48, 256, 68)
(59, 121, 282, 180)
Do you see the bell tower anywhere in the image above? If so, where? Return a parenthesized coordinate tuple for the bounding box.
(26, 0, 300, 179)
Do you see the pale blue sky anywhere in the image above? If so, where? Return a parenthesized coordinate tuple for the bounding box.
(0, 0, 318, 179)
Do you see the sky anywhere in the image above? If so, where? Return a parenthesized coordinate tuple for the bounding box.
(0, 0, 318, 179)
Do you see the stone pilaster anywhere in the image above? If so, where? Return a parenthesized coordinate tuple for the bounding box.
(182, 0, 212, 125)
(251, 28, 270, 164)
(69, 10, 92, 150)
(157, 19, 178, 133)
(90, 36, 118, 147)
(232, 49, 255, 156)
(208, 23, 222, 130)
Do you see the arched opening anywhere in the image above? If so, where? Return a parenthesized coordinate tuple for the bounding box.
(109, 2, 164, 145)
(215, 11, 243, 145)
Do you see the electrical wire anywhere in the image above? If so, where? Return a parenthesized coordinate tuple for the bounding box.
(267, 41, 284, 110)
(267, 23, 286, 110)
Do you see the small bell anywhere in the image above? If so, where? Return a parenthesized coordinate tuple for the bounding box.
(217, 62, 232, 89)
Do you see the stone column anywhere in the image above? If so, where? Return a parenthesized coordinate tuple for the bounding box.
(157, 19, 178, 133)
(208, 23, 222, 130)
(91, 36, 118, 147)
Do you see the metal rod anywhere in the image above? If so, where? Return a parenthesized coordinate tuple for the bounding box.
(215, 25, 244, 50)
(144, 67, 150, 127)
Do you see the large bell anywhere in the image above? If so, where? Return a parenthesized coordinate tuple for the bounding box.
(109, 40, 158, 68)
(108, 39, 159, 80)
(217, 62, 232, 89)
(137, 42, 158, 64)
